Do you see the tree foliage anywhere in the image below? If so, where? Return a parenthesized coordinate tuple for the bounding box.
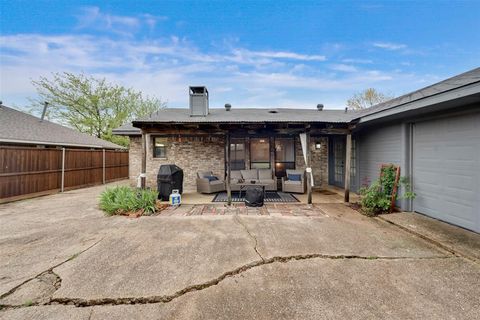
(346, 88, 394, 110)
(30, 72, 165, 146)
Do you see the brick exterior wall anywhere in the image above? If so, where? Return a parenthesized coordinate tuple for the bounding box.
(129, 135, 225, 192)
(128, 134, 329, 192)
(295, 137, 329, 187)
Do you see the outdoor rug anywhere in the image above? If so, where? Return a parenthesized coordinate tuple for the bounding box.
(212, 191, 299, 203)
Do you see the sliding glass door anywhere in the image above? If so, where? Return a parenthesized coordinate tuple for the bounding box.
(274, 137, 295, 178)
(250, 138, 270, 169)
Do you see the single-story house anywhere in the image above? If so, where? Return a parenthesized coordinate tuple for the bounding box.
(114, 67, 480, 232)
(0, 104, 127, 201)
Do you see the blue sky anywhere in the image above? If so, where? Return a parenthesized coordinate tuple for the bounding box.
(1, 0, 479, 110)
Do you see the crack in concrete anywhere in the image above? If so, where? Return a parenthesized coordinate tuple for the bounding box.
(233, 214, 265, 261)
(2, 253, 451, 310)
(0, 238, 104, 308)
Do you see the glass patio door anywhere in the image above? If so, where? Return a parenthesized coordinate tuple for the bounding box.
(329, 137, 346, 188)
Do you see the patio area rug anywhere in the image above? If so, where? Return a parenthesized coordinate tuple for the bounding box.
(212, 191, 299, 203)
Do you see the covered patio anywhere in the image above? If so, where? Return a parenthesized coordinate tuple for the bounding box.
(138, 119, 357, 205)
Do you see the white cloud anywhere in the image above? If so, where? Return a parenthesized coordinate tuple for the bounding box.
(330, 64, 358, 72)
(0, 33, 431, 109)
(245, 50, 326, 61)
(342, 58, 373, 64)
(76, 6, 167, 35)
(373, 42, 407, 50)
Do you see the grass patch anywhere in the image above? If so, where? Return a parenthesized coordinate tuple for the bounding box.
(99, 186, 158, 216)
(23, 300, 33, 307)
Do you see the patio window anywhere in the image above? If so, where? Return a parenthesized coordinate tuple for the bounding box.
(153, 137, 167, 158)
(230, 138, 246, 170)
(274, 138, 295, 177)
(250, 138, 270, 169)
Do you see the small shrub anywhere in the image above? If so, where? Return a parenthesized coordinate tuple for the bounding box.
(359, 181, 391, 216)
(358, 165, 416, 216)
(99, 186, 158, 216)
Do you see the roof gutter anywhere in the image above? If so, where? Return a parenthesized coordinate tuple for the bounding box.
(0, 138, 124, 149)
(357, 81, 480, 124)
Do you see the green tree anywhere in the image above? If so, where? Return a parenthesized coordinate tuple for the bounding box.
(30, 72, 165, 146)
(346, 88, 394, 110)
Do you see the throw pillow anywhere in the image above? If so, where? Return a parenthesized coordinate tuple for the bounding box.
(206, 175, 219, 182)
(288, 174, 302, 181)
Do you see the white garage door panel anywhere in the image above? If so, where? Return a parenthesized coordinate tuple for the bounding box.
(413, 112, 480, 232)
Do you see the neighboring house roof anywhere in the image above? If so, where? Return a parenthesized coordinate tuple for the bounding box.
(112, 122, 142, 136)
(0, 105, 124, 149)
(113, 67, 480, 135)
(356, 67, 480, 119)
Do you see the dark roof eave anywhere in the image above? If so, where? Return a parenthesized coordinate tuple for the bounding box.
(131, 120, 351, 128)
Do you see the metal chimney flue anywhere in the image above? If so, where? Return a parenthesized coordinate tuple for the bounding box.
(317, 104, 324, 111)
(225, 103, 231, 111)
(189, 86, 209, 117)
(40, 101, 49, 121)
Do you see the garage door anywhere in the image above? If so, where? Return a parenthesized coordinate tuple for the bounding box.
(413, 112, 480, 232)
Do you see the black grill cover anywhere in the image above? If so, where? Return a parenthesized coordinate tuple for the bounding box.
(157, 164, 183, 200)
(245, 187, 264, 207)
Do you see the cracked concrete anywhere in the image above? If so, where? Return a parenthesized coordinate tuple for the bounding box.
(1, 182, 479, 319)
(233, 214, 265, 261)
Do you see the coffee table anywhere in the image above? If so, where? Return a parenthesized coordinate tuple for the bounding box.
(237, 182, 268, 199)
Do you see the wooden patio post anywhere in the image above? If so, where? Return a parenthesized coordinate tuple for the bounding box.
(344, 132, 352, 202)
(141, 130, 147, 189)
(306, 130, 312, 205)
(225, 133, 232, 205)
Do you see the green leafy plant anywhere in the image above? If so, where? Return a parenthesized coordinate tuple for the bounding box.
(358, 165, 416, 216)
(99, 186, 158, 216)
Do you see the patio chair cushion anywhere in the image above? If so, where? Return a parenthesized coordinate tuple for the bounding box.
(258, 169, 272, 179)
(209, 180, 224, 186)
(284, 180, 302, 185)
(230, 170, 242, 180)
(287, 174, 302, 181)
(206, 175, 219, 182)
(198, 171, 213, 179)
(241, 169, 258, 180)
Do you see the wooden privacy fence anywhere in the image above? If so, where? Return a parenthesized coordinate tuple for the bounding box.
(0, 146, 129, 202)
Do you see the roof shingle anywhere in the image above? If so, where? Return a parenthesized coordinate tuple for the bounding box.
(0, 105, 124, 149)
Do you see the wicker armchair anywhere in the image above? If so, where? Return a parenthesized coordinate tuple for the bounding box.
(196, 171, 225, 194)
(281, 169, 306, 193)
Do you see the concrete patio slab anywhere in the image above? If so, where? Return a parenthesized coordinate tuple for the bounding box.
(52, 216, 259, 300)
(3, 257, 478, 320)
(1, 183, 479, 319)
(379, 212, 480, 262)
(0, 183, 127, 296)
(239, 203, 447, 259)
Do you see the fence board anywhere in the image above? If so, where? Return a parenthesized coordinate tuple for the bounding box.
(0, 146, 128, 202)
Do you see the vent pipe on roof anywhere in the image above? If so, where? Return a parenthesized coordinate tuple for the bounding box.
(317, 104, 324, 111)
(40, 101, 49, 121)
(225, 103, 231, 111)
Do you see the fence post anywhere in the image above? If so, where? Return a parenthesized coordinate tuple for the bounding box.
(102, 149, 106, 184)
(61, 148, 65, 192)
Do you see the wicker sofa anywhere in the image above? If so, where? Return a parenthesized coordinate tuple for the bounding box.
(230, 169, 277, 191)
(281, 169, 306, 193)
(196, 171, 225, 194)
